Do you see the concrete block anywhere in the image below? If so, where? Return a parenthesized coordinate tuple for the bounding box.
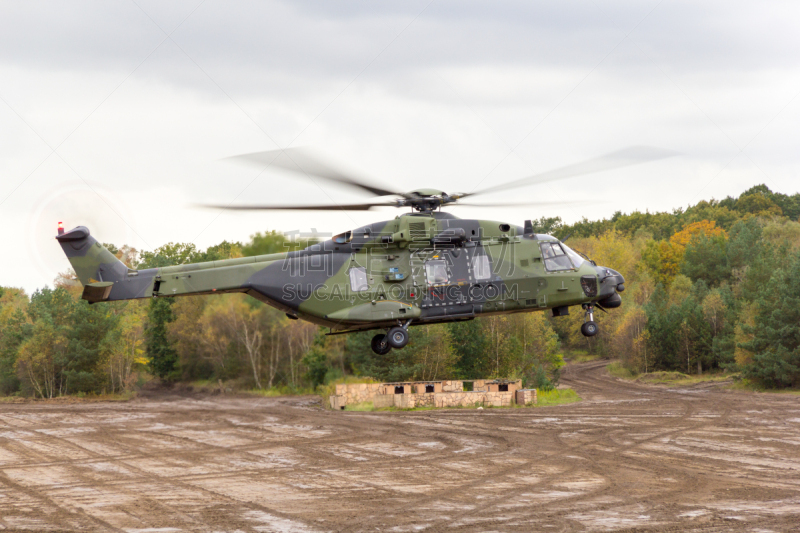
(515, 389, 537, 405)
(373, 395, 394, 408)
(330, 395, 345, 410)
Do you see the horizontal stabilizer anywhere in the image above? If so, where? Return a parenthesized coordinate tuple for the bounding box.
(81, 282, 114, 303)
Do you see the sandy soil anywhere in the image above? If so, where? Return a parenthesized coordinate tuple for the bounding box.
(1, 361, 799, 532)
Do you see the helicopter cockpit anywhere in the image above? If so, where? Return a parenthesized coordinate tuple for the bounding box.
(540, 241, 585, 271)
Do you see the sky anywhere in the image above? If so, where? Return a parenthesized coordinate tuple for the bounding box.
(1, 0, 799, 294)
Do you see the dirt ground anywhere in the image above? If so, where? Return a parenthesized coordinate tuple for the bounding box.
(1, 361, 799, 532)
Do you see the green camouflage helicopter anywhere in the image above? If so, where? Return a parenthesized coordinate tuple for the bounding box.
(56, 147, 670, 355)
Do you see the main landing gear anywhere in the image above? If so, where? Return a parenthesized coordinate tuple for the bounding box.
(371, 334, 391, 355)
(371, 321, 411, 355)
(581, 304, 599, 337)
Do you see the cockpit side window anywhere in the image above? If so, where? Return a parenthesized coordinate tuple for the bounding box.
(540, 242, 574, 271)
(425, 260, 449, 285)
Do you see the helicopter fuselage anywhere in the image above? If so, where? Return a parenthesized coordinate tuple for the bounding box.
(56, 212, 625, 337)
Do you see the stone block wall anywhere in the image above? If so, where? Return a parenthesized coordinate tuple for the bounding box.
(515, 389, 538, 405)
(476, 380, 522, 393)
(334, 383, 382, 405)
(412, 383, 441, 394)
(433, 391, 514, 407)
(441, 380, 464, 392)
(373, 395, 394, 408)
(330, 380, 527, 410)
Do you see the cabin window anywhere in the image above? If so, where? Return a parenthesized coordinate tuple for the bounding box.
(394, 386, 405, 394)
(540, 242, 574, 271)
(349, 267, 368, 292)
(425, 384, 435, 393)
(472, 254, 491, 280)
(499, 384, 508, 392)
(425, 260, 448, 284)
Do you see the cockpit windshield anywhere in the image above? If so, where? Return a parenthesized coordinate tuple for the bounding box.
(540, 241, 584, 271)
(562, 242, 585, 268)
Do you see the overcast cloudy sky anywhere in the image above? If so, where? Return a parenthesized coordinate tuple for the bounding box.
(2, 0, 799, 293)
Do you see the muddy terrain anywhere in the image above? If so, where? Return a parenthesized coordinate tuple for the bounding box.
(0, 361, 799, 532)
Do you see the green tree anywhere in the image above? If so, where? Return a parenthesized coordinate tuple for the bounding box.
(448, 319, 491, 379)
(346, 330, 421, 382)
(242, 230, 319, 257)
(146, 299, 178, 380)
(735, 186, 783, 216)
(302, 339, 329, 389)
(0, 287, 29, 394)
(740, 251, 800, 388)
(727, 218, 762, 272)
(409, 324, 458, 380)
(682, 233, 730, 286)
(529, 216, 563, 236)
(517, 313, 563, 389)
(63, 297, 120, 393)
(139, 243, 202, 380)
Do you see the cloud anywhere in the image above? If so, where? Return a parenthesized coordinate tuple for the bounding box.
(1, 0, 799, 293)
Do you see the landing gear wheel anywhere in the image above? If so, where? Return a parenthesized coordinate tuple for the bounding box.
(371, 334, 391, 355)
(387, 326, 409, 349)
(581, 321, 599, 337)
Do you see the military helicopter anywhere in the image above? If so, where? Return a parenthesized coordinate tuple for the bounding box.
(56, 147, 669, 355)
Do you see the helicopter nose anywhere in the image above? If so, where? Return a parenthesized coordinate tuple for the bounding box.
(595, 266, 625, 297)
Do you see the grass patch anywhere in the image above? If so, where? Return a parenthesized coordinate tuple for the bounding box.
(565, 350, 603, 363)
(606, 362, 739, 386)
(245, 386, 315, 397)
(0, 391, 136, 403)
(0, 395, 28, 403)
(607, 361, 638, 379)
(636, 371, 736, 386)
(186, 379, 315, 397)
(536, 388, 581, 407)
(344, 401, 377, 411)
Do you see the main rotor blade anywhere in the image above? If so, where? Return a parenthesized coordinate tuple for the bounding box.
(464, 146, 676, 198)
(452, 200, 593, 208)
(199, 201, 397, 211)
(225, 148, 403, 198)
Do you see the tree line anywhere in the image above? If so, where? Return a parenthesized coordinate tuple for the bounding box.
(549, 184, 800, 388)
(1, 184, 799, 397)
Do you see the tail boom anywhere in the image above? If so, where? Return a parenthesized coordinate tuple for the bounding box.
(55, 226, 289, 306)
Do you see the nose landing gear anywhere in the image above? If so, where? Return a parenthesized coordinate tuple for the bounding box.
(581, 304, 599, 337)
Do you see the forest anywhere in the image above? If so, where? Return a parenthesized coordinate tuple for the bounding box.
(1, 184, 800, 398)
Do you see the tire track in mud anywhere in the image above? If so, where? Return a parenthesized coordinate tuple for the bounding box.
(1, 404, 353, 531)
(0, 425, 128, 532)
(407, 362, 797, 532)
(1, 413, 237, 530)
(408, 386, 688, 528)
(2, 362, 800, 532)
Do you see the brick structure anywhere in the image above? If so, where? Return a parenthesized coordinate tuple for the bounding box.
(515, 388, 538, 406)
(329, 379, 531, 410)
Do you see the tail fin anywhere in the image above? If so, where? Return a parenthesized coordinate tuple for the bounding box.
(55, 226, 131, 303)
